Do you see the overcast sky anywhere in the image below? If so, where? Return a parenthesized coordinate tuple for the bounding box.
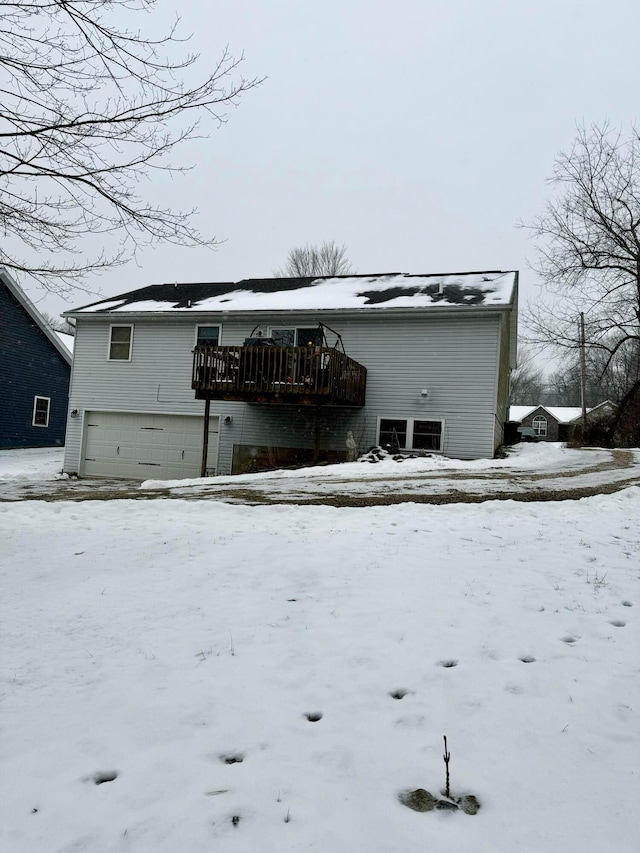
(24, 0, 640, 366)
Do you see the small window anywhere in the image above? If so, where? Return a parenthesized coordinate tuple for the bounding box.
(413, 420, 442, 451)
(379, 418, 408, 450)
(108, 325, 133, 360)
(532, 416, 547, 436)
(378, 417, 445, 452)
(196, 325, 221, 346)
(32, 396, 50, 427)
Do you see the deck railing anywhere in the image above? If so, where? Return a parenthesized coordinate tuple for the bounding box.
(192, 345, 366, 407)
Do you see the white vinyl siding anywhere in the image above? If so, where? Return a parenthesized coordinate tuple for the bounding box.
(64, 310, 506, 476)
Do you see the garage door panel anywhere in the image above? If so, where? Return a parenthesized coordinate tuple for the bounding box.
(82, 412, 219, 480)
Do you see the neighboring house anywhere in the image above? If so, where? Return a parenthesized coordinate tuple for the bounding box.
(0, 270, 72, 449)
(508, 402, 616, 442)
(61, 270, 518, 479)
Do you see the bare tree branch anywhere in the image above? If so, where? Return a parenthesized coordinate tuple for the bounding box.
(509, 346, 546, 404)
(0, 0, 263, 293)
(274, 241, 355, 278)
(520, 122, 640, 435)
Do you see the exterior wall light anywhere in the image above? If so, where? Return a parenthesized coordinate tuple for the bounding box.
(223, 415, 233, 425)
(420, 389, 429, 398)
(70, 409, 80, 418)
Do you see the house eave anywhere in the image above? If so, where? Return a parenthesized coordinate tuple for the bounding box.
(64, 303, 515, 322)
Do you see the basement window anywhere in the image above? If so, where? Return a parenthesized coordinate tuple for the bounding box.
(32, 396, 50, 427)
(378, 417, 444, 452)
(412, 420, 443, 451)
(108, 325, 133, 361)
(379, 418, 408, 449)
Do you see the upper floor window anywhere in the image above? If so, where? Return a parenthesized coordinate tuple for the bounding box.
(271, 327, 324, 347)
(32, 396, 50, 427)
(195, 325, 221, 346)
(532, 415, 547, 436)
(108, 325, 133, 361)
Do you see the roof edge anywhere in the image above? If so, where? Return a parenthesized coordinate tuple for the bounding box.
(0, 269, 72, 365)
(65, 303, 514, 321)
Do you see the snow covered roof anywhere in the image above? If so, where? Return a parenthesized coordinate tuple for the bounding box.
(508, 405, 609, 424)
(54, 331, 74, 355)
(67, 271, 518, 315)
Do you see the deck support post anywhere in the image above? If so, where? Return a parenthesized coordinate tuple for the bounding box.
(201, 397, 211, 477)
(313, 406, 320, 463)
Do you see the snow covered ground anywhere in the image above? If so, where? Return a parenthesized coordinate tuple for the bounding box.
(0, 447, 64, 481)
(1, 449, 639, 850)
(3, 442, 639, 504)
(141, 443, 640, 504)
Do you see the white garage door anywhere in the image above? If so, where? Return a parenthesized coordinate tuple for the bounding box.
(82, 412, 219, 480)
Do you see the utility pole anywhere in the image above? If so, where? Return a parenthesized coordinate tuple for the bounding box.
(579, 312, 587, 438)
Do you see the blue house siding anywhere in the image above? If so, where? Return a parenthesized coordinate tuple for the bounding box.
(0, 283, 71, 448)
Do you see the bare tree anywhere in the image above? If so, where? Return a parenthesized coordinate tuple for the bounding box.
(40, 311, 76, 336)
(0, 0, 261, 293)
(509, 347, 546, 404)
(274, 241, 355, 277)
(522, 122, 640, 437)
(547, 333, 640, 406)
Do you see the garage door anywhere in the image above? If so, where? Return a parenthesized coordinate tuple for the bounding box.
(82, 412, 219, 480)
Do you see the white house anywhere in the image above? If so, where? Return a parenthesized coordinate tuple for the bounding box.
(62, 270, 518, 479)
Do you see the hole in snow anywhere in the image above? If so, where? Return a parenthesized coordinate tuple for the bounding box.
(305, 712, 323, 722)
(622, 601, 633, 607)
(221, 753, 244, 765)
(390, 689, 409, 700)
(438, 660, 458, 668)
(93, 771, 118, 785)
(519, 656, 536, 663)
(561, 636, 577, 645)
(610, 620, 626, 628)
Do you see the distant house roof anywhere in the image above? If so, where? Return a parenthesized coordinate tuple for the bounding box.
(54, 331, 75, 355)
(509, 404, 614, 424)
(0, 269, 72, 365)
(65, 271, 518, 315)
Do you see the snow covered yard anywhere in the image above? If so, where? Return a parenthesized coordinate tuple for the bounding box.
(0, 446, 64, 481)
(1, 489, 639, 852)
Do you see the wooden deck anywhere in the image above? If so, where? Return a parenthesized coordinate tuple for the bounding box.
(192, 345, 366, 407)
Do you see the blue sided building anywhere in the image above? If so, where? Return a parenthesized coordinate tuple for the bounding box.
(0, 270, 72, 449)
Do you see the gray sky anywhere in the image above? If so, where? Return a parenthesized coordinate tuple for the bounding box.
(25, 0, 640, 365)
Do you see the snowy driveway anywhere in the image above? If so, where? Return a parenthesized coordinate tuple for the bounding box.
(2, 444, 639, 505)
